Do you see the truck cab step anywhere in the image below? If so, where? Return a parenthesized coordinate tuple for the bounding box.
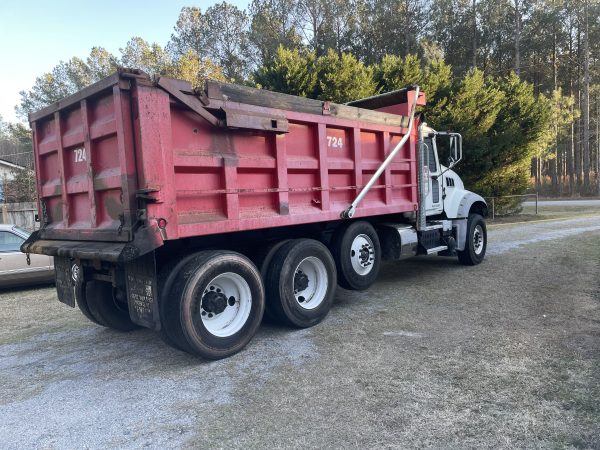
(426, 245, 449, 255)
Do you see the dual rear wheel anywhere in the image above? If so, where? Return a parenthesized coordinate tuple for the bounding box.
(157, 240, 339, 359)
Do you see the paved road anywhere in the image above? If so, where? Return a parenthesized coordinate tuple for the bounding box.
(523, 199, 600, 207)
(1, 216, 599, 449)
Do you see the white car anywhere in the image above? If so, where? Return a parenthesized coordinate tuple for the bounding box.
(0, 224, 54, 288)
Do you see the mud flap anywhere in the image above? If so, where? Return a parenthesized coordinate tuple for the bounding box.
(54, 256, 76, 307)
(125, 252, 160, 330)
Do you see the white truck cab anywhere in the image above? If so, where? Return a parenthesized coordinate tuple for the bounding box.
(418, 123, 488, 264)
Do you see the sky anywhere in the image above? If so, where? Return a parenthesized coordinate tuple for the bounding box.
(0, 0, 249, 123)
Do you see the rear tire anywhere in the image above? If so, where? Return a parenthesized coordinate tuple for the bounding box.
(457, 213, 487, 266)
(75, 281, 105, 326)
(252, 239, 292, 321)
(265, 239, 337, 328)
(85, 280, 139, 331)
(253, 239, 292, 280)
(156, 255, 199, 352)
(171, 251, 265, 359)
(331, 221, 381, 290)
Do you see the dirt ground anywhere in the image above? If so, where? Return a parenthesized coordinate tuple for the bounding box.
(1, 215, 599, 449)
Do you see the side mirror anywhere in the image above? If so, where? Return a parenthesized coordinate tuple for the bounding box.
(447, 134, 461, 169)
(434, 131, 462, 175)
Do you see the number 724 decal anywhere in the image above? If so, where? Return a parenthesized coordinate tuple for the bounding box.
(73, 148, 86, 163)
(327, 136, 343, 149)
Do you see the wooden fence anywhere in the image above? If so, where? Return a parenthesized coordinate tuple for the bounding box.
(0, 202, 38, 231)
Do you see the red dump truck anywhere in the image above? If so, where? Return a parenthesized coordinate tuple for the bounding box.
(22, 69, 488, 359)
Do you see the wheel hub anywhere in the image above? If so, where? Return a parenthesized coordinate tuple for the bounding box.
(196, 272, 252, 338)
(294, 270, 309, 292)
(358, 245, 371, 267)
(473, 225, 484, 255)
(293, 257, 328, 310)
(350, 234, 375, 275)
(202, 290, 228, 315)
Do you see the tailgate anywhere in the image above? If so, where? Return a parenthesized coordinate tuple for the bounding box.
(30, 70, 143, 242)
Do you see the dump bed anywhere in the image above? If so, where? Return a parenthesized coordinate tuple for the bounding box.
(27, 70, 424, 256)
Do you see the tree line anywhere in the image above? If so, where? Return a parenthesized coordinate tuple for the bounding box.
(10, 0, 600, 200)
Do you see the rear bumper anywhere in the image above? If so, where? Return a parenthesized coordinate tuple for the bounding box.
(20, 225, 163, 263)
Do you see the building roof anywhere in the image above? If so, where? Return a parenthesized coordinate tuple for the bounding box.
(0, 158, 26, 170)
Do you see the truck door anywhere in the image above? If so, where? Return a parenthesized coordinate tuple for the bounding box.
(423, 136, 444, 215)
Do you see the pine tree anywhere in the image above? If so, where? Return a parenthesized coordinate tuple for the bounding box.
(314, 49, 377, 102)
(253, 46, 318, 96)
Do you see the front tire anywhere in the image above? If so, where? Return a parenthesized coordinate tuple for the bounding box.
(265, 239, 337, 328)
(172, 251, 265, 359)
(457, 213, 487, 265)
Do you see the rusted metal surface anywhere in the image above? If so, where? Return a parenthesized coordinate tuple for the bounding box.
(28, 70, 422, 250)
(159, 76, 290, 133)
(346, 87, 427, 110)
(222, 107, 289, 133)
(206, 80, 411, 128)
(21, 224, 162, 263)
(157, 77, 222, 127)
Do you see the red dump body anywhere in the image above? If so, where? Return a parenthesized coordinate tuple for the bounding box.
(29, 70, 425, 245)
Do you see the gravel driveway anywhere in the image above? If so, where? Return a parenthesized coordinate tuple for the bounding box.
(1, 216, 599, 449)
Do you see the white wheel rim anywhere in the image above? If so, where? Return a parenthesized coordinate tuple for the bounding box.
(199, 272, 252, 337)
(473, 225, 484, 255)
(350, 234, 375, 275)
(293, 256, 328, 310)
